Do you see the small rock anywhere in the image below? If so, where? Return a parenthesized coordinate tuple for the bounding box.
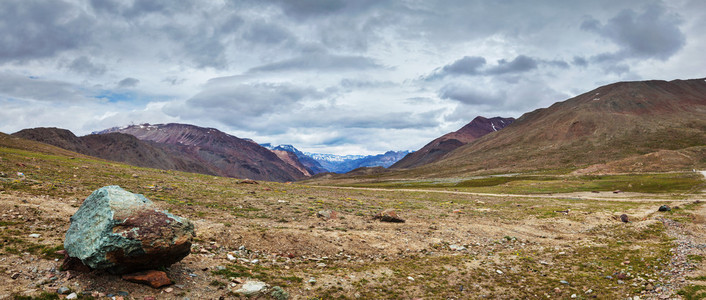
(449, 244, 467, 251)
(144, 297, 156, 300)
(66, 293, 78, 300)
(560, 280, 569, 285)
(28, 233, 41, 238)
(316, 263, 326, 268)
(658, 205, 671, 212)
(373, 209, 405, 223)
(617, 280, 625, 285)
(620, 214, 629, 223)
(645, 283, 654, 291)
(316, 210, 338, 220)
(238, 179, 258, 184)
(236, 280, 267, 296)
(122, 270, 173, 288)
(58, 287, 70, 294)
(308, 278, 317, 285)
(553, 287, 561, 294)
(585, 289, 593, 294)
(227, 253, 236, 261)
(571, 294, 577, 298)
(164, 287, 173, 293)
(117, 291, 129, 296)
(407, 276, 415, 281)
(496, 270, 503, 274)
(10, 273, 20, 280)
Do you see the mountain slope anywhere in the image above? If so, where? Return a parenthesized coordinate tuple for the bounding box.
(264, 144, 328, 175)
(100, 123, 308, 182)
(12, 128, 214, 175)
(413, 78, 706, 177)
(391, 116, 514, 169)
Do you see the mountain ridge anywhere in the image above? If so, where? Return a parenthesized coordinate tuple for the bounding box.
(391, 116, 515, 169)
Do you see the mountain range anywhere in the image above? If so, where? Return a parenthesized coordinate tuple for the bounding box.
(6, 78, 704, 182)
(392, 78, 706, 178)
(261, 143, 411, 174)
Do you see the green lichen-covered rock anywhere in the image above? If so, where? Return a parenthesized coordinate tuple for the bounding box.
(64, 185, 195, 274)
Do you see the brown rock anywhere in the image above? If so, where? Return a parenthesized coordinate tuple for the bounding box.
(122, 270, 173, 288)
(373, 209, 405, 223)
(620, 214, 629, 223)
(238, 179, 259, 184)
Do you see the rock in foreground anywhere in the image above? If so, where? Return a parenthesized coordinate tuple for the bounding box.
(64, 185, 195, 274)
(374, 209, 405, 223)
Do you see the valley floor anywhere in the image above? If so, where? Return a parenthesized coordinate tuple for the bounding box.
(1, 144, 706, 299)
(1, 183, 706, 299)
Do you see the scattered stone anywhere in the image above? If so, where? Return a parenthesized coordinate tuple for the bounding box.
(571, 294, 577, 298)
(449, 244, 466, 251)
(66, 293, 78, 299)
(131, 174, 139, 178)
(10, 272, 20, 279)
(64, 186, 195, 274)
(227, 253, 236, 261)
(308, 278, 317, 285)
(236, 280, 267, 296)
(28, 233, 40, 238)
(164, 287, 173, 293)
(57, 287, 70, 294)
(122, 270, 173, 288)
(373, 209, 405, 223)
(117, 291, 129, 296)
(658, 205, 671, 212)
(407, 276, 415, 281)
(316, 210, 338, 220)
(144, 297, 156, 300)
(496, 270, 503, 275)
(645, 283, 655, 291)
(613, 190, 622, 194)
(620, 214, 629, 223)
(560, 280, 569, 285)
(238, 179, 259, 184)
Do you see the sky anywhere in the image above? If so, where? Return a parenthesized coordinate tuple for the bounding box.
(0, 0, 704, 155)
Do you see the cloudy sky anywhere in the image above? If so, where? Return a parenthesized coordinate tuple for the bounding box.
(1, 0, 704, 155)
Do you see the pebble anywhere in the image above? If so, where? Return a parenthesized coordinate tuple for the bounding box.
(118, 291, 129, 296)
(449, 244, 467, 251)
(308, 278, 317, 285)
(560, 280, 569, 285)
(57, 287, 70, 294)
(28, 233, 41, 238)
(235, 280, 267, 296)
(496, 270, 503, 274)
(571, 294, 577, 298)
(66, 293, 77, 299)
(164, 287, 174, 293)
(407, 276, 415, 281)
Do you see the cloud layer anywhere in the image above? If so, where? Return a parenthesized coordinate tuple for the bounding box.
(0, 0, 703, 154)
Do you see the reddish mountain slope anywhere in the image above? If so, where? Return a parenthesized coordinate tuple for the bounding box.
(391, 116, 514, 169)
(100, 123, 309, 182)
(12, 128, 213, 175)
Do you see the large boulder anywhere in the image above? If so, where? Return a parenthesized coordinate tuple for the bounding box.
(64, 185, 195, 274)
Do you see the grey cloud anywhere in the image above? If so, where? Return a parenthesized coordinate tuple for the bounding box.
(582, 4, 686, 61)
(65, 56, 107, 76)
(248, 54, 382, 73)
(428, 55, 544, 80)
(164, 82, 323, 124)
(441, 56, 487, 76)
(242, 21, 293, 45)
(0, 73, 86, 102)
(118, 78, 140, 88)
(340, 79, 395, 89)
(438, 84, 505, 106)
(0, 0, 93, 62)
(162, 77, 186, 86)
(486, 55, 538, 75)
(572, 56, 588, 67)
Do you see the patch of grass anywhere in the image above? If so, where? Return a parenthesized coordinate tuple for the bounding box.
(678, 285, 706, 300)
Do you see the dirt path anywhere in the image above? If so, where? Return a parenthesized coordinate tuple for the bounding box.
(317, 185, 698, 203)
